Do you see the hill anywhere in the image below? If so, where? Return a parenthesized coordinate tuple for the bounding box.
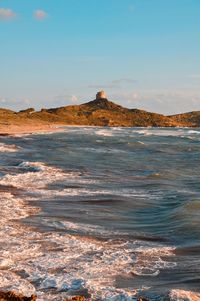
(1, 92, 200, 129)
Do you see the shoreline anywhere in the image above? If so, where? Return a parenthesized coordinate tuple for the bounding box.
(0, 123, 199, 136)
(0, 124, 65, 135)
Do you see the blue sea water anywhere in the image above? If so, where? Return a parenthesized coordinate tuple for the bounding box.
(0, 127, 200, 301)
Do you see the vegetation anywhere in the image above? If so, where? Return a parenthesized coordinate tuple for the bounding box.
(1, 98, 200, 127)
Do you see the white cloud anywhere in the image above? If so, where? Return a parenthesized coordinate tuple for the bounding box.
(108, 89, 200, 115)
(53, 92, 79, 105)
(34, 10, 48, 21)
(112, 78, 137, 84)
(70, 95, 78, 103)
(88, 78, 137, 90)
(0, 97, 33, 111)
(0, 8, 16, 21)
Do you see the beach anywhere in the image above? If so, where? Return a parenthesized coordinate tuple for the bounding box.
(0, 123, 63, 135)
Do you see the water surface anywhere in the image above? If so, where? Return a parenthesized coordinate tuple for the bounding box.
(0, 127, 200, 301)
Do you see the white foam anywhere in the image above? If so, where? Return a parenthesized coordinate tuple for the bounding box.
(169, 289, 200, 301)
(0, 271, 36, 296)
(0, 190, 177, 300)
(0, 161, 177, 300)
(95, 130, 114, 137)
(187, 130, 200, 135)
(0, 142, 20, 152)
(35, 185, 159, 202)
(131, 128, 199, 139)
(0, 161, 68, 189)
(132, 246, 176, 276)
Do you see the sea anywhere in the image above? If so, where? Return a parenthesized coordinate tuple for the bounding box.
(0, 127, 200, 301)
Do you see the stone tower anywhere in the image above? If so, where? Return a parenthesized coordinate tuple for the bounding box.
(96, 90, 107, 100)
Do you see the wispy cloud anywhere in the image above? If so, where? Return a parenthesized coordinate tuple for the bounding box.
(0, 97, 33, 111)
(112, 78, 137, 84)
(88, 78, 137, 90)
(88, 84, 118, 89)
(34, 10, 48, 21)
(0, 8, 16, 21)
(53, 92, 79, 105)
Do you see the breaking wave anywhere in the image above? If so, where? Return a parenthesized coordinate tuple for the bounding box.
(0, 142, 20, 153)
(0, 161, 177, 300)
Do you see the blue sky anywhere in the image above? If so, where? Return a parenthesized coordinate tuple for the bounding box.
(0, 0, 200, 114)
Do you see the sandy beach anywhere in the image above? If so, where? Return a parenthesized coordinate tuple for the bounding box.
(0, 123, 63, 135)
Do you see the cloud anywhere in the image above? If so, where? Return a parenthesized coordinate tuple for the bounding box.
(109, 89, 200, 115)
(88, 78, 137, 90)
(112, 78, 137, 84)
(70, 95, 78, 103)
(34, 9, 48, 21)
(0, 97, 33, 111)
(53, 92, 79, 105)
(0, 8, 16, 21)
(88, 84, 118, 89)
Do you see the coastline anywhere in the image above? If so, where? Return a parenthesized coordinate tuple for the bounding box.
(0, 123, 64, 135)
(0, 122, 199, 136)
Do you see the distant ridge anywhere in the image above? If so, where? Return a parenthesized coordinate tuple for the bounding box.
(1, 91, 200, 127)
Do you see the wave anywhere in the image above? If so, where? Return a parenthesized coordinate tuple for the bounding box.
(95, 129, 114, 137)
(78, 147, 126, 154)
(0, 142, 20, 153)
(130, 128, 200, 140)
(0, 190, 177, 300)
(187, 130, 200, 135)
(0, 161, 177, 300)
(0, 161, 66, 189)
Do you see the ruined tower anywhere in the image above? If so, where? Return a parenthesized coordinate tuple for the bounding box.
(96, 91, 107, 100)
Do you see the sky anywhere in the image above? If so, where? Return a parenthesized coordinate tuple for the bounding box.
(0, 0, 200, 114)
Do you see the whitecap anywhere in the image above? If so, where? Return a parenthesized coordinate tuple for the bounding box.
(0, 188, 177, 300)
(187, 130, 200, 135)
(0, 162, 67, 189)
(95, 129, 114, 137)
(0, 159, 177, 300)
(0, 142, 20, 153)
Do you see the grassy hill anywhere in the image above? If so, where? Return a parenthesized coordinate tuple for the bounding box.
(1, 97, 200, 128)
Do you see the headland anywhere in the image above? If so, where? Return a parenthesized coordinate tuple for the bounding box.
(1, 91, 200, 134)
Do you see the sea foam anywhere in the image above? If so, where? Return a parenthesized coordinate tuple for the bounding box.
(0, 142, 20, 152)
(0, 161, 177, 300)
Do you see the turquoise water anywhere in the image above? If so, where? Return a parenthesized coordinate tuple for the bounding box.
(0, 127, 200, 300)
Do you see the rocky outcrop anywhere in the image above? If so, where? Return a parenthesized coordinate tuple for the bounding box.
(18, 108, 35, 115)
(0, 292, 36, 301)
(0, 293, 149, 301)
(1, 92, 200, 127)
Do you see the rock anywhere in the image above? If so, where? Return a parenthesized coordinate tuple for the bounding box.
(18, 108, 35, 114)
(0, 292, 151, 301)
(64, 297, 88, 301)
(0, 292, 36, 301)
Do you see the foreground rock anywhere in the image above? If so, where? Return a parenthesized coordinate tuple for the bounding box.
(0, 292, 36, 301)
(0, 293, 150, 301)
